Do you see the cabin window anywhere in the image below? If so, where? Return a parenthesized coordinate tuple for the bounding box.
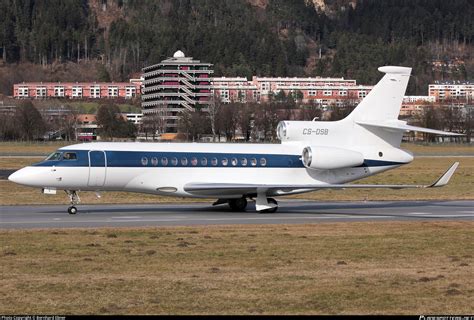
(260, 158, 267, 166)
(181, 157, 188, 166)
(221, 158, 228, 166)
(63, 152, 77, 160)
(171, 157, 178, 166)
(231, 158, 238, 166)
(141, 157, 148, 166)
(211, 158, 218, 166)
(161, 157, 168, 166)
(250, 158, 257, 166)
(151, 157, 158, 166)
(241, 158, 248, 166)
(191, 157, 198, 166)
(201, 158, 207, 166)
(46, 152, 62, 161)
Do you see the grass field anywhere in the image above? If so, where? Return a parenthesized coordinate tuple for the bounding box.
(1, 222, 473, 314)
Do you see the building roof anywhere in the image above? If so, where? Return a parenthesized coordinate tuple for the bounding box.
(173, 50, 185, 58)
(432, 80, 474, 85)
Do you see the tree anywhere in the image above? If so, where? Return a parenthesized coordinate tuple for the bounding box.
(275, 90, 287, 103)
(237, 103, 254, 141)
(254, 103, 281, 142)
(96, 103, 134, 140)
(464, 106, 473, 143)
(14, 101, 46, 141)
(301, 102, 323, 121)
(217, 103, 238, 141)
(208, 94, 223, 142)
(141, 109, 169, 140)
(415, 106, 443, 142)
(328, 105, 355, 121)
(0, 112, 18, 140)
(293, 90, 304, 103)
(178, 110, 209, 141)
(97, 64, 111, 82)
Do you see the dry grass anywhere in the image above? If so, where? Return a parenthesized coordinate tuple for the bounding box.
(401, 143, 474, 155)
(0, 222, 473, 314)
(0, 156, 472, 205)
(0, 141, 71, 155)
(0, 157, 40, 169)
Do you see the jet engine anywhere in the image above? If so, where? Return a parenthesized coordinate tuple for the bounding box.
(302, 146, 364, 170)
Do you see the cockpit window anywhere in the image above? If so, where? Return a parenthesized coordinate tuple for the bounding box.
(45, 152, 62, 161)
(63, 152, 77, 160)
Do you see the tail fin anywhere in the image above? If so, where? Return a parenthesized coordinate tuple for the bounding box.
(347, 66, 411, 122)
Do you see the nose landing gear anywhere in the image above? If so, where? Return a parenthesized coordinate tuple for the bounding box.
(68, 206, 78, 215)
(65, 190, 80, 215)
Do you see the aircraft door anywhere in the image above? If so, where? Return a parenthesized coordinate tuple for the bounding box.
(88, 150, 107, 187)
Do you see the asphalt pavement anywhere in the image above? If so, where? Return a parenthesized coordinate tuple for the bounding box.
(1, 200, 473, 229)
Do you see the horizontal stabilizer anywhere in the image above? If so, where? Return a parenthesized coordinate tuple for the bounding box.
(184, 162, 459, 197)
(357, 120, 463, 136)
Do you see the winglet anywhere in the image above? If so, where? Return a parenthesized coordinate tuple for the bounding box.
(429, 162, 459, 187)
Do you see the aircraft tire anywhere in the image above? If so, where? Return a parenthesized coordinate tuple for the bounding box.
(68, 206, 78, 215)
(228, 198, 248, 211)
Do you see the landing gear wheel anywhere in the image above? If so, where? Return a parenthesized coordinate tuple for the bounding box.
(65, 190, 81, 215)
(68, 206, 78, 215)
(228, 198, 248, 211)
(259, 198, 278, 214)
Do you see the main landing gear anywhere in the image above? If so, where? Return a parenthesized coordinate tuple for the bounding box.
(228, 198, 248, 211)
(65, 190, 80, 215)
(214, 196, 279, 213)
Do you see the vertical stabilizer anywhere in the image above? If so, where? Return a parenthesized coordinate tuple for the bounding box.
(347, 66, 411, 122)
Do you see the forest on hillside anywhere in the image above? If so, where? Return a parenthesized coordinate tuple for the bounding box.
(0, 0, 473, 94)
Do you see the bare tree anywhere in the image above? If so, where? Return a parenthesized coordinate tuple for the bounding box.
(328, 104, 355, 121)
(254, 103, 281, 142)
(441, 105, 463, 133)
(142, 109, 169, 140)
(464, 106, 473, 143)
(414, 106, 443, 142)
(178, 109, 210, 141)
(217, 103, 238, 141)
(208, 93, 223, 142)
(97, 103, 134, 140)
(237, 103, 254, 141)
(0, 112, 18, 140)
(14, 100, 46, 141)
(62, 106, 79, 141)
(301, 102, 323, 121)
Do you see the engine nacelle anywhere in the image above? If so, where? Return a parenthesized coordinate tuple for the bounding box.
(302, 146, 364, 170)
(277, 120, 332, 142)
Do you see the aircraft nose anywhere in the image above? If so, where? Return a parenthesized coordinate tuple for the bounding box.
(8, 168, 29, 185)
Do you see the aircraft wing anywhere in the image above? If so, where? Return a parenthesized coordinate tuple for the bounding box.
(184, 162, 459, 197)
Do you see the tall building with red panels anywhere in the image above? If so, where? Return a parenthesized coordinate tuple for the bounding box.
(141, 50, 213, 133)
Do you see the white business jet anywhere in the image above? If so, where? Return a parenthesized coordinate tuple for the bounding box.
(9, 66, 461, 214)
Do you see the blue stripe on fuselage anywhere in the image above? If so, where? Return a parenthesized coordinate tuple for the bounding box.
(31, 150, 406, 168)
